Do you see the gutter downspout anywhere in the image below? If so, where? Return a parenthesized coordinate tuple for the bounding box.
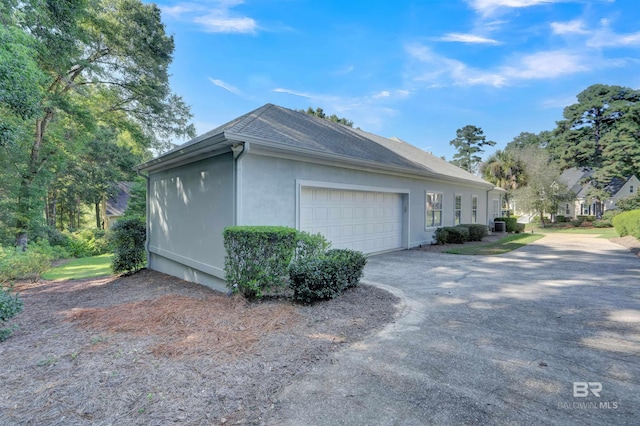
(137, 170, 151, 264)
(231, 142, 250, 225)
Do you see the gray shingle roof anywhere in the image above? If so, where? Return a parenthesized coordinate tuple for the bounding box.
(143, 104, 493, 187)
(106, 182, 133, 217)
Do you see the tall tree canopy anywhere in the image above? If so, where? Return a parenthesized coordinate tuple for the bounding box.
(0, 0, 195, 247)
(549, 84, 640, 179)
(301, 107, 354, 127)
(449, 125, 496, 174)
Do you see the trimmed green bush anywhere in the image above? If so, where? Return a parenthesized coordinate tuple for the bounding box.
(577, 215, 596, 222)
(289, 249, 366, 303)
(458, 224, 488, 242)
(294, 231, 331, 261)
(494, 217, 518, 233)
(612, 210, 640, 238)
(593, 219, 613, 228)
(555, 215, 566, 223)
(224, 226, 298, 298)
(446, 226, 469, 244)
(515, 223, 526, 233)
(434, 227, 449, 245)
(110, 218, 146, 275)
(0, 284, 23, 342)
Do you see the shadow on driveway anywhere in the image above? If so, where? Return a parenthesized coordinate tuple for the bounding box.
(268, 233, 640, 425)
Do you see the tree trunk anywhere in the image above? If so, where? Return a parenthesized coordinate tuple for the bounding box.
(95, 202, 101, 229)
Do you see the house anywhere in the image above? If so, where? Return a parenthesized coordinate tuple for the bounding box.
(103, 181, 134, 229)
(558, 167, 640, 218)
(135, 104, 504, 292)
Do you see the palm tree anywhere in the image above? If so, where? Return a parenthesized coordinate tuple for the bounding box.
(481, 150, 527, 215)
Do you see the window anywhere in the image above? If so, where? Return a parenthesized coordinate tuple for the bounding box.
(492, 199, 500, 218)
(471, 195, 478, 224)
(425, 192, 442, 228)
(631, 185, 634, 193)
(454, 195, 462, 225)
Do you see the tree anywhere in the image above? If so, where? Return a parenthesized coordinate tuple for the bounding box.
(449, 125, 496, 174)
(505, 131, 550, 151)
(301, 107, 354, 127)
(1, 0, 195, 248)
(512, 147, 574, 226)
(549, 84, 640, 172)
(481, 149, 527, 215)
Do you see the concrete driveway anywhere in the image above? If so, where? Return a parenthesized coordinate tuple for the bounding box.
(269, 233, 640, 425)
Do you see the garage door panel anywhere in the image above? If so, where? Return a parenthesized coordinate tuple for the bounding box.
(300, 187, 403, 254)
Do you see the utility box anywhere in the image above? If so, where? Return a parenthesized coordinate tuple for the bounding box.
(494, 221, 506, 232)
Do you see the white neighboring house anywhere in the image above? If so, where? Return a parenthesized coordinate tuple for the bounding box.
(557, 168, 640, 218)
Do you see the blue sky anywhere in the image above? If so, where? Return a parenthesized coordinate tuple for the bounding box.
(150, 0, 640, 160)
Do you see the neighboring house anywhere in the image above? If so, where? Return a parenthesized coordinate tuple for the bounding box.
(103, 181, 133, 229)
(135, 104, 504, 292)
(558, 168, 640, 218)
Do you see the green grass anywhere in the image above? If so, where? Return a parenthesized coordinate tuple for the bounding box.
(529, 226, 619, 239)
(43, 254, 113, 280)
(444, 233, 544, 255)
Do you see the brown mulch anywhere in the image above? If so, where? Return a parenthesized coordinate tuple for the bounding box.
(610, 235, 640, 255)
(0, 270, 399, 425)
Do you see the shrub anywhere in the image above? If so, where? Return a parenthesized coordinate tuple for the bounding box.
(515, 223, 526, 233)
(0, 284, 23, 342)
(494, 217, 518, 233)
(110, 218, 147, 275)
(458, 224, 488, 242)
(434, 227, 449, 245)
(593, 219, 613, 228)
(612, 210, 640, 238)
(571, 219, 583, 227)
(445, 226, 469, 244)
(289, 249, 366, 303)
(294, 231, 331, 261)
(577, 215, 596, 222)
(0, 245, 52, 284)
(224, 226, 298, 298)
(603, 209, 622, 221)
(555, 215, 566, 223)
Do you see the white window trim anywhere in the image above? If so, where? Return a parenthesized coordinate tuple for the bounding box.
(454, 194, 462, 225)
(471, 195, 478, 224)
(425, 191, 443, 229)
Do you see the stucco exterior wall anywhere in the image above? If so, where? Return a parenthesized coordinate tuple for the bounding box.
(147, 153, 234, 292)
(238, 151, 492, 247)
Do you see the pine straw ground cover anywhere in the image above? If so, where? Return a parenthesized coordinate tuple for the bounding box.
(0, 269, 398, 425)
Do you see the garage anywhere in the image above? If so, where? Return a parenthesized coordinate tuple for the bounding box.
(299, 187, 404, 254)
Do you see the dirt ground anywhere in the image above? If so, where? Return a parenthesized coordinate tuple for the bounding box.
(0, 270, 399, 425)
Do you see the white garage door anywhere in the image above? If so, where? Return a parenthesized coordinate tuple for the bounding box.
(300, 187, 403, 254)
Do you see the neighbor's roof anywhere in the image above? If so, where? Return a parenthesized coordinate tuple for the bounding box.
(106, 182, 133, 217)
(137, 103, 494, 188)
(559, 167, 592, 197)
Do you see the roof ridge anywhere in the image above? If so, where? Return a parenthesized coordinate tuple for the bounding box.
(228, 103, 275, 134)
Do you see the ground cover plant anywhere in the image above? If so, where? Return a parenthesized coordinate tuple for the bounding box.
(0, 270, 398, 424)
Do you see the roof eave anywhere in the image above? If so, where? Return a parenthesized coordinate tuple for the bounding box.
(227, 132, 495, 189)
(135, 133, 230, 172)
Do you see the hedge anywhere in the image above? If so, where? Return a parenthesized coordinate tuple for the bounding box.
(110, 217, 147, 275)
(434, 226, 469, 244)
(288, 249, 366, 303)
(224, 226, 298, 298)
(457, 224, 488, 242)
(494, 217, 518, 233)
(612, 210, 640, 238)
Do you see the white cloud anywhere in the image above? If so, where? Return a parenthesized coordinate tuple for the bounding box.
(273, 88, 313, 98)
(551, 18, 640, 48)
(373, 90, 391, 98)
(406, 44, 593, 87)
(466, 0, 566, 16)
(160, 1, 258, 34)
(551, 19, 588, 35)
(436, 33, 501, 44)
(501, 50, 590, 79)
(208, 77, 242, 95)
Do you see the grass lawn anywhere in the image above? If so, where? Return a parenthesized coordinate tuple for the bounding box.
(529, 226, 619, 239)
(43, 253, 113, 280)
(444, 233, 544, 255)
